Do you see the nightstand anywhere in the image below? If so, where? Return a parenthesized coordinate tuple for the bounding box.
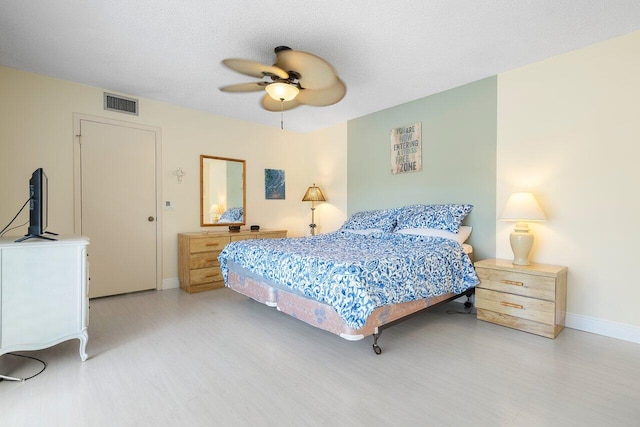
(474, 259, 567, 338)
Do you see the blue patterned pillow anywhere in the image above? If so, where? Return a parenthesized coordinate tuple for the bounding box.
(396, 204, 473, 233)
(340, 208, 398, 233)
(219, 207, 243, 222)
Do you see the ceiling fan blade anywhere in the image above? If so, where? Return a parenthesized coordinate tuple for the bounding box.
(261, 94, 300, 112)
(222, 58, 289, 79)
(219, 82, 267, 93)
(296, 78, 346, 106)
(275, 50, 338, 90)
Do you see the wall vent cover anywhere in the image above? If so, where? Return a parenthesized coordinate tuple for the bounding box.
(104, 93, 138, 115)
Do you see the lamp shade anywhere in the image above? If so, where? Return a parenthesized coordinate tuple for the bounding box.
(302, 184, 326, 202)
(265, 82, 299, 102)
(499, 192, 546, 222)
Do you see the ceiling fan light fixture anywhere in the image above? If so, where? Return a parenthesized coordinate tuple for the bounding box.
(265, 82, 299, 102)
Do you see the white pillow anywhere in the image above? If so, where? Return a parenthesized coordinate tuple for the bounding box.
(396, 225, 472, 244)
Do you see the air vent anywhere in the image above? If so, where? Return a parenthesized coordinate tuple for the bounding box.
(104, 93, 138, 115)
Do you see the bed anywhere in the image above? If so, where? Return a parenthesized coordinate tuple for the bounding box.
(218, 204, 480, 354)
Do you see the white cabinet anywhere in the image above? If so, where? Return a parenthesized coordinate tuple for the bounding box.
(0, 236, 89, 368)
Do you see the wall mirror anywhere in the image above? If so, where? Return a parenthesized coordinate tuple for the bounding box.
(200, 155, 246, 226)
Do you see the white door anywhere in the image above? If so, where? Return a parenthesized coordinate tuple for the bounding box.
(79, 119, 158, 298)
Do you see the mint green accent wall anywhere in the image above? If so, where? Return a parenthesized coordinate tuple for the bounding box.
(347, 77, 497, 259)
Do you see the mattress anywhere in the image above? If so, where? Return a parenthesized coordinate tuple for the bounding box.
(225, 259, 463, 340)
(219, 231, 479, 330)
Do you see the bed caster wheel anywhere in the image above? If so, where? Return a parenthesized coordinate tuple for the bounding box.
(372, 344, 382, 355)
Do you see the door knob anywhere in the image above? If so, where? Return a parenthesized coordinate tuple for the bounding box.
(148, 216, 155, 222)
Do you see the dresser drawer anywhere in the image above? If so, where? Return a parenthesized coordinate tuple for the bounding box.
(476, 288, 555, 325)
(190, 267, 223, 285)
(190, 236, 229, 253)
(476, 267, 556, 300)
(187, 281, 223, 292)
(189, 252, 220, 269)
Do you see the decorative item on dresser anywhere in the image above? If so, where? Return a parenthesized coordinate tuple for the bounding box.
(474, 258, 567, 338)
(178, 229, 287, 293)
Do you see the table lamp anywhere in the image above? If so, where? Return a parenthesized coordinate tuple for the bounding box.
(302, 184, 326, 236)
(499, 192, 546, 266)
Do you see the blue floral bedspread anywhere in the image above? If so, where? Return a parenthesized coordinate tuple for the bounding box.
(218, 231, 479, 329)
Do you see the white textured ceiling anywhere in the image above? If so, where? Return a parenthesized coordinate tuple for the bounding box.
(2, 1, 640, 133)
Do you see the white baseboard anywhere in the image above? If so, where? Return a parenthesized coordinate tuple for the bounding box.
(565, 312, 640, 345)
(162, 277, 179, 290)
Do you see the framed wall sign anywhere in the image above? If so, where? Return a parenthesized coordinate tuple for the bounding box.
(390, 122, 422, 174)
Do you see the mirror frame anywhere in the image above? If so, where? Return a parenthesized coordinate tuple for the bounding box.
(200, 155, 246, 227)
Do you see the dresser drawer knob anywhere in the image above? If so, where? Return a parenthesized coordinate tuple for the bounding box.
(500, 301, 524, 309)
(500, 279, 524, 287)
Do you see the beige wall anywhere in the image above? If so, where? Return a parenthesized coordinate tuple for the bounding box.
(306, 121, 348, 235)
(497, 30, 640, 335)
(0, 66, 348, 284)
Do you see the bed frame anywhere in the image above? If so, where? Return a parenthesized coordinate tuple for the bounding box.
(370, 288, 474, 354)
(226, 260, 475, 354)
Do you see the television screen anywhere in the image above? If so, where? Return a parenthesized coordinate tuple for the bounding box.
(28, 168, 48, 236)
(15, 168, 56, 242)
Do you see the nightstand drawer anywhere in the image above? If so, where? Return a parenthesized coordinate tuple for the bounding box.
(476, 268, 556, 300)
(190, 237, 229, 253)
(190, 267, 223, 285)
(476, 288, 555, 325)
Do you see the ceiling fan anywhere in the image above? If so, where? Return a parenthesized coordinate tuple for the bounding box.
(219, 46, 346, 114)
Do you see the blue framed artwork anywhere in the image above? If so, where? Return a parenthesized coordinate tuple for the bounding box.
(265, 169, 285, 199)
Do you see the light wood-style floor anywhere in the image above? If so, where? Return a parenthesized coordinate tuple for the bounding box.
(1, 288, 639, 426)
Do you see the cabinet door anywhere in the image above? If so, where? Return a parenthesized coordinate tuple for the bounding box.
(1, 245, 82, 347)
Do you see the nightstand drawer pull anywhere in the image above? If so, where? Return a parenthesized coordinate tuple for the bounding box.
(205, 242, 220, 247)
(205, 258, 216, 262)
(500, 279, 524, 287)
(500, 301, 524, 309)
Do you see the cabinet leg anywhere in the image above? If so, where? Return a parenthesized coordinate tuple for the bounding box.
(79, 330, 89, 361)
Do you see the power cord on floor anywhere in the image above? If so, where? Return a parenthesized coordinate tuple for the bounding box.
(0, 353, 47, 382)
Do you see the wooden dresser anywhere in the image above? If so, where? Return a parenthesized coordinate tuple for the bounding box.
(178, 229, 287, 293)
(474, 258, 567, 338)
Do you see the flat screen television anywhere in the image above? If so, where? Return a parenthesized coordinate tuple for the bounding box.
(15, 168, 57, 242)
